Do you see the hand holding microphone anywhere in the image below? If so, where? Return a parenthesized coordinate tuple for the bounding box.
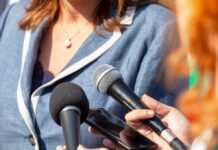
(92, 64, 188, 150)
(125, 94, 192, 149)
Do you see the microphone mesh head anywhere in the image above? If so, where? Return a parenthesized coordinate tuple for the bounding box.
(49, 82, 89, 125)
(92, 64, 123, 94)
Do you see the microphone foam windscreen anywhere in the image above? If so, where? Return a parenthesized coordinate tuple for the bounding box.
(50, 82, 89, 125)
(92, 64, 123, 94)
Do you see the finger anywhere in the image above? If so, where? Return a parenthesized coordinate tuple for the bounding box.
(141, 94, 171, 116)
(125, 109, 154, 123)
(125, 120, 153, 137)
(88, 126, 101, 135)
(77, 145, 85, 150)
(103, 139, 117, 149)
(127, 121, 142, 129)
(56, 145, 65, 150)
(77, 145, 108, 150)
(135, 124, 153, 137)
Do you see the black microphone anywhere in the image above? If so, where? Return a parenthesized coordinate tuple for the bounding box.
(92, 64, 187, 150)
(50, 82, 89, 150)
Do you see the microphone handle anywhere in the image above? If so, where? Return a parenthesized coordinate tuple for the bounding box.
(60, 106, 81, 150)
(108, 80, 187, 150)
(108, 80, 166, 134)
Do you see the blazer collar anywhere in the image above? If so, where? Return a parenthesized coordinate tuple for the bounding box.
(120, 6, 136, 25)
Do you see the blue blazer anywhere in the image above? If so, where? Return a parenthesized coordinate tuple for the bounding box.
(0, 2, 185, 150)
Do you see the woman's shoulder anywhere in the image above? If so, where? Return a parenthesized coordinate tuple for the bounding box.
(135, 3, 176, 27)
(0, 2, 26, 29)
(4, 2, 26, 17)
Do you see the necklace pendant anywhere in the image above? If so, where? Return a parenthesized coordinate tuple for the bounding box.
(64, 39, 72, 48)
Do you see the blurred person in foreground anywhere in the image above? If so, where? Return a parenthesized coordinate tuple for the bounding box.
(65, 0, 218, 149)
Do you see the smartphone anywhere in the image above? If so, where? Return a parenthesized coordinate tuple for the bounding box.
(85, 108, 158, 150)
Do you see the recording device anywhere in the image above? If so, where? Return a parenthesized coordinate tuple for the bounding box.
(92, 64, 187, 150)
(50, 82, 89, 150)
(86, 108, 158, 150)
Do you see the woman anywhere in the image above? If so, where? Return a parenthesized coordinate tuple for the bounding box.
(0, 0, 181, 149)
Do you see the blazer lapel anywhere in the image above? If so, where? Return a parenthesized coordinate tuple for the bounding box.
(19, 19, 47, 111)
(16, 19, 48, 150)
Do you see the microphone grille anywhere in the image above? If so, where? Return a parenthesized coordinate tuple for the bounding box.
(92, 64, 123, 94)
(49, 82, 89, 125)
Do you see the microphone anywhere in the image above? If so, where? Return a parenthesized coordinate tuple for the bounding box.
(50, 82, 89, 150)
(92, 64, 187, 150)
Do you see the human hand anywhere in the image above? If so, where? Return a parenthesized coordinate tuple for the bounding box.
(125, 94, 192, 149)
(88, 127, 119, 149)
(56, 145, 108, 150)
(77, 145, 108, 150)
(56, 145, 66, 150)
(89, 126, 139, 150)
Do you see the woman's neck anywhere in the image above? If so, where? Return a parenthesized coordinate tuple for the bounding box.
(58, 0, 100, 26)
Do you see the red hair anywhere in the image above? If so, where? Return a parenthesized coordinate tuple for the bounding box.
(174, 0, 218, 146)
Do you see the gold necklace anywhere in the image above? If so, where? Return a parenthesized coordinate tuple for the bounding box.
(62, 21, 90, 48)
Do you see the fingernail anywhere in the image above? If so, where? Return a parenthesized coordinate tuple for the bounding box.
(56, 145, 63, 150)
(148, 110, 154, 116)
(78, 145, 84, 149)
